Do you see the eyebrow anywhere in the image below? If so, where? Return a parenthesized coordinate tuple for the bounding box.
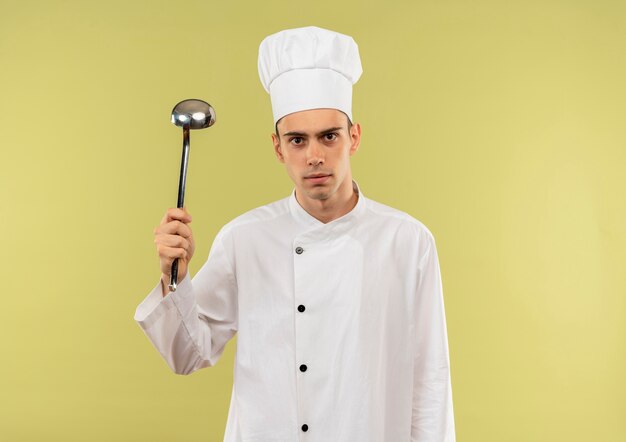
(282, 127, 344, 137)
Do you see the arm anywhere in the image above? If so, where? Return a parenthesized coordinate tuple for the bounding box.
(412, 232, 455, 441)
(134, 230, 238, 375)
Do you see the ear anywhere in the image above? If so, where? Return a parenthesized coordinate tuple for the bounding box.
(348, 123, 361, 156)
(272, 133, 285, 163)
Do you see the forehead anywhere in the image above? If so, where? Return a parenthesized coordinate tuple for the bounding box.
(277, 108, 348, 133)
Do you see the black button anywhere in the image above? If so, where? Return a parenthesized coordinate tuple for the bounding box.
(299, 364, 307, 372)
(301, 424, 309, 432)
(298, 305, 305, 312)
(295, 246, 304, 254)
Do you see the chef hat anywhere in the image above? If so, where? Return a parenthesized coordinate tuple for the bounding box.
(258, 26, 363, 124)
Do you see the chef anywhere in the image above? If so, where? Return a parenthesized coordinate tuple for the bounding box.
(135, 26, 456, 441)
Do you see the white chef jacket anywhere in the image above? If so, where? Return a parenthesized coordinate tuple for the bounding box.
(134, 182, 455, 442)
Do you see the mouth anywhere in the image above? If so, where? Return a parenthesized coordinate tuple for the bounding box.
(304, 173, 332, 184)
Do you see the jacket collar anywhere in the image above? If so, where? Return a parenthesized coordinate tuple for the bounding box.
(288, 180, 366, 235)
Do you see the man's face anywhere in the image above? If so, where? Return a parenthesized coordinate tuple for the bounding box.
(271, 108, 361, 203)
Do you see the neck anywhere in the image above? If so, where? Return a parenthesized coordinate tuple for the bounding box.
(295, 179, 358, 224)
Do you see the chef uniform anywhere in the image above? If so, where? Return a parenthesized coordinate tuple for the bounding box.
(135, 26, 455, 442)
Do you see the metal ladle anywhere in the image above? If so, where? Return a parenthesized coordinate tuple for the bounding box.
(169, 99, 216, 291)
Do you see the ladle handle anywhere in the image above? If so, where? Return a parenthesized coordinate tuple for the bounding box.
(169, 125, 190, 292)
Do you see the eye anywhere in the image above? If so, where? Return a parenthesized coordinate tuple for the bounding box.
(323, 133, 338, 142)
(290, 137, 304, 146)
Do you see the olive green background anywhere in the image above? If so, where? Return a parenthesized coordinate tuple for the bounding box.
(1, 0, 624, 440)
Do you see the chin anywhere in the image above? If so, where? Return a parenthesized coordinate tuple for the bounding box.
(305, 188, 332, 200)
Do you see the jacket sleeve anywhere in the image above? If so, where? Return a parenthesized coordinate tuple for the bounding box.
(133, 230, 238, 375)
(412, 231, 456, 441)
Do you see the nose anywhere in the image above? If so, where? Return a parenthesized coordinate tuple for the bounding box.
(306, 141, 324, 166)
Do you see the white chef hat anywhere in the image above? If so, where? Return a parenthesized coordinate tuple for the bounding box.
(258, 26, 363, 124)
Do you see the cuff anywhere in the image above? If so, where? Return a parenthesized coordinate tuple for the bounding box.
(133, 272, 193, 329)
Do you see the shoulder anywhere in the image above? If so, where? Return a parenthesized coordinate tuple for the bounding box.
(363, 196, 436, 242)
(216, 196, 291, 239)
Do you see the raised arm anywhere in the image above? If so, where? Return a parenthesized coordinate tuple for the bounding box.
(134, 209, 238, 375)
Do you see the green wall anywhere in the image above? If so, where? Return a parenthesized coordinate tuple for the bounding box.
(1, 0, 624, 440)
